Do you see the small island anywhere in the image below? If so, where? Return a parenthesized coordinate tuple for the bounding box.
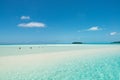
(72, 42, 83, 44)
(111, 41, 120, 44)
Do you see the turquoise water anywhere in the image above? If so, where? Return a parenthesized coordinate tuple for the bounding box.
(0, 44, 120, 80)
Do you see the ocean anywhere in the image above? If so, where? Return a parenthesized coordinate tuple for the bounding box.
(0, 44, 120, 80)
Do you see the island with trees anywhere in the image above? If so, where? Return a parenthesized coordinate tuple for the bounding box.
(111, 41, 120, 44)
(72, 42, 83, 44)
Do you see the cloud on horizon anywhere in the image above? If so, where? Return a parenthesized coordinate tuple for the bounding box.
(110, 32, 117, 36)
(87, 26, 101, 31)
(78, 26, 102, 32)
(18, 22, 45, 28)
(20, 16, 30, 20)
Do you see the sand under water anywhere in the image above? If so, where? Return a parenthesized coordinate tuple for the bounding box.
(0, 44, 120, 80)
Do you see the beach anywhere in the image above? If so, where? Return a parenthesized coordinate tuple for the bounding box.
(0, 44, 120, 80)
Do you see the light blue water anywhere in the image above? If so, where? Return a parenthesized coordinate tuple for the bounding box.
(0, 44, 120, 80)
(0, 44, 118, 56)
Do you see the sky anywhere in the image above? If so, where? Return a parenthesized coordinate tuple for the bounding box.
(0, 0, 120, 44)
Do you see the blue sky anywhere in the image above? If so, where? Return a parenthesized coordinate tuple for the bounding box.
(0, 0, 120, 43)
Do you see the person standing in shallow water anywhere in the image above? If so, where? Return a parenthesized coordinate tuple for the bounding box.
(30, 47, 32, 49)
(19, 47, 21, 50)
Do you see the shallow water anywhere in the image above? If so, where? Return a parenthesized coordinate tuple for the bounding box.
(0, 44, 120, 80)
(0, 44, 118, 56)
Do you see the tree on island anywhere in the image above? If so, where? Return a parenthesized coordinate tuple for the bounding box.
(72, 42, 83, 44)
(111, 41, 120, 44)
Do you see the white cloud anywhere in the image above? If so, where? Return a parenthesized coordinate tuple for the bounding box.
(77, 26, 102, 33)
(87, 26, 101, 31)
(18, 22, 45, 28)
(110, 32, 117, 36)
(21, 16, 30, 20)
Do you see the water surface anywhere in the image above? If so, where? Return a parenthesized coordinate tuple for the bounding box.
(0, 44, 120, 80)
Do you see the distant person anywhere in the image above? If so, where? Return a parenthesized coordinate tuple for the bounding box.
(19, 47, 21, 50)
(30, 47, 32, 49)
